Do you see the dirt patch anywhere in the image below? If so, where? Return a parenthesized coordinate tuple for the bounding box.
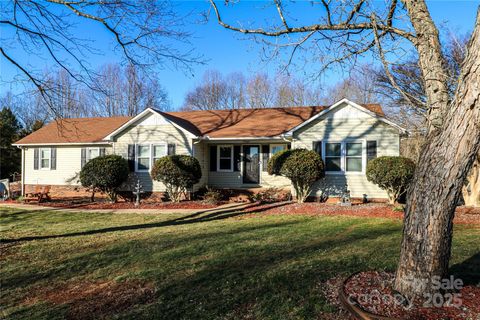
(23, 280, 155, 319)
(243, 202, 480, 224)
(338, 271, 480, 320)
(35, 199, 219, 210)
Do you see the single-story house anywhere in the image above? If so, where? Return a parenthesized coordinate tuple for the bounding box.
(13, 99, 406, 200)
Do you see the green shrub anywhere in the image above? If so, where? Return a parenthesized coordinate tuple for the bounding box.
(202, 187, 223, 204)
(151, 155, 202, 202)
(366, 156, 416, 204)
(80, 155, 129, 203)
(267, 149, 324, 203)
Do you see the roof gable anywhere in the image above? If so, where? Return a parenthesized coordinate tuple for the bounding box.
(285, 99, 405, 135)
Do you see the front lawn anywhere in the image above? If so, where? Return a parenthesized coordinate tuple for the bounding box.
(1, 207, 478, 319)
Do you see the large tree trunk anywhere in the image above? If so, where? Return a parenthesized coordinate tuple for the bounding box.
(394, 9, 480, 299)
(463, 155, 480, 207)
(401, 0, 450, 129)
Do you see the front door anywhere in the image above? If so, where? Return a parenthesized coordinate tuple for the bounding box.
(243, 145, 260, 184)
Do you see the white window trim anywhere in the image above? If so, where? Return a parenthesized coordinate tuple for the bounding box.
(269, 144, 287, 156)
(39, 148, 51, 170)
(135, 143, 168, 173)
(217, 145, 234, 172)
(322, 140, 366, 175)
(86, 147, 100, 162)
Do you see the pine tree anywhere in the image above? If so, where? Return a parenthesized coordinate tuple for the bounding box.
(0, 108, 22, 180)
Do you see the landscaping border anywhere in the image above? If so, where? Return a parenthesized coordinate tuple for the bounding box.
(338, 272, 402, 320)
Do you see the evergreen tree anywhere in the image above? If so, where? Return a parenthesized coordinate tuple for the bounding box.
(0, 108, 22, 180)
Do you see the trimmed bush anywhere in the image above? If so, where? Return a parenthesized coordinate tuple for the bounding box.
(267, 149, 324, 203)
(151, 155, 202, 202)
(80, 155, 129, 203)
(366, 156, 416, 204)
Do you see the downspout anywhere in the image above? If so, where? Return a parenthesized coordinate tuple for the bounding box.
(19, 146, 25, 196)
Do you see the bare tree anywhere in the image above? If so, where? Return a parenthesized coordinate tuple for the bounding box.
(208, 0, 480, 298)
(92, 63, 169, 116)
(246, 73, 275, 108)
(372, 34, 479, 207)
(183, 69, 323, 110)
(1, 0, 201, 114)
(323, 65, 380, 105)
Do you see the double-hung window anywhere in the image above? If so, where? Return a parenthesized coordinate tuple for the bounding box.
(345, 143, 363, 172)
(86, 148, 100, 162)
(323, 141, 367, 173)
(135, 143, 168, 172)
(325, 143, 342, 172)
(217, 145, 233, 172)
(136, 145, 151, 171)
(270, 144, 287, 155)
(40, 148, 51, 169)
(153, 144, 167, 164)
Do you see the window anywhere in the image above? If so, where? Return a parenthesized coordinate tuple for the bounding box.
(137, 145, 151, 171)
(346, 143, 362, 172)
(86, 148, 99, 161)
(367, 141, 377, 164)
(323, 141, 365, 173)
(325, 143, 342, 171)
(270, 144, 287, 155)
(153, 144, 167, 163)
(217, 145, 233, 171)
(40, 148, 51, 169)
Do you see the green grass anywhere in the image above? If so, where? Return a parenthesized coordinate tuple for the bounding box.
(1, 207, 478, 319)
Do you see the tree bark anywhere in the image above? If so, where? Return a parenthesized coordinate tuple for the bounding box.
(401, 0, 450, 129)
(394, 9, 480, 299)
(463, 154, 480, 207)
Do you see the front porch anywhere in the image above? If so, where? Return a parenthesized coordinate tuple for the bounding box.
(194, 139, 292, 189)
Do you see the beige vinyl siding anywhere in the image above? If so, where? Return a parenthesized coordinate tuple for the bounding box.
(113, 113, 195, 192)
(24, 145, 112, 185)
(293, 104, 400, 199)
(193, 141, 208, 188)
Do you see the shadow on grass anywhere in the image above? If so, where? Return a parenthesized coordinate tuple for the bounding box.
(0, 202, 291, 244)
(450, 251, 480, 286)
(5, 220, 401, 319)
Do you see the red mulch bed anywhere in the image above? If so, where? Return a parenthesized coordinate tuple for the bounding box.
(37, 199, 219, 210)
(339, 271, 480, 320)
(243, 202, 480, 224)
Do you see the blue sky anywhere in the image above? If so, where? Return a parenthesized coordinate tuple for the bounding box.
(1, 1, 478, 110)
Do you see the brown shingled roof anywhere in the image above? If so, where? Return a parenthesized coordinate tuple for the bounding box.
(14, 104, 384, 144)
(14, 116, 132, 145)
(163, 104, 384, 138)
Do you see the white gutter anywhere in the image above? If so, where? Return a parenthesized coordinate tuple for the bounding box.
(13, 142, 113, 147)
(198, 136, 286, 141)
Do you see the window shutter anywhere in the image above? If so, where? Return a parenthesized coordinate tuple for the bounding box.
(209, 146, 217, 171)
(81, 148, 87, 168)
(233, 146, 241, 171)
(262, 145, 269, 172)
(128, 144, 135, 171)
(167, 143, 176, 155)
(367, 141, 377, 164)
(33, 148, 39, 170)
(99, 147, 106, 157)
(313, 141, 322, 157)
(51, 147, 57, 170)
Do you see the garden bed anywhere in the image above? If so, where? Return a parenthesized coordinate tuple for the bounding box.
(336, 271, 480, 320)
(243, 202, 480, 224)
(35, 198, 219, 209)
